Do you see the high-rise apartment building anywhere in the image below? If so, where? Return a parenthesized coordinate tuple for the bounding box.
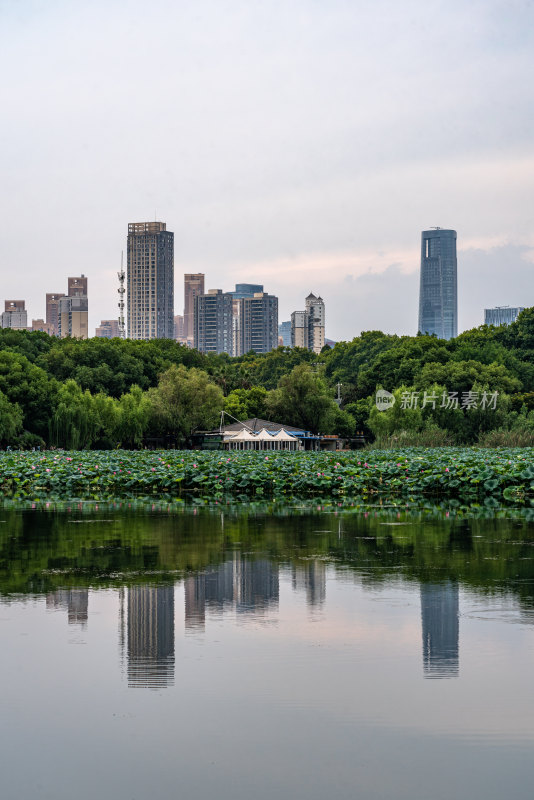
(174, 314, 185, 342)
(68, 275, 88, 297)
(240, 292, 278, 354)
(58, 296, 88, 338)
(291, 310, 308, 348)
(305, 293, 325, 353)
(127, 222, 174, 340)
(58, 274, 88, 338)
(183, 273, 204, 343)
(418, 228, 457, 340)
(278, 321, 291, 347)
(230, 283, 264, 299)
(194, 290, 234, 354)
(227, 284, 264, 355)
(46, 293, 65, 336)
(1, 300, 28, 329)
(95, 319, 120, 338)
(484, 306, 524, 326)
(290, 293, 325, 353)
(32, 319, 55, 335)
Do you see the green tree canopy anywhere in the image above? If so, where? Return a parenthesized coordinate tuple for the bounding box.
(0, 351, 57, 439)
(0, 391, 23, 445)
(147, 364, 224, 446)
(265, 364, 337, 433)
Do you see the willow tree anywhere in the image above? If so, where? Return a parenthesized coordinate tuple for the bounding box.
(0, 391, 23, 446)
(147, 365, 224, 447)
(49, 380, 102, 449)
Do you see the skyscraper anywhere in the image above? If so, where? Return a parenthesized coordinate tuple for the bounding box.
(68, 275, 88, 297)
(278, 320, 291, 347)
(58, 275, 88, 338)
(227, 284, 264, 355)
(174, 314, 185, 342)
(239, 292, 278, 354)
(1, 300, 28, 329)
(127, 222, 174, 340)
(290, 293, 325, 353)
(418, 228, 457, 340)
(46, 293, 65, 336)
(183, 273, 204, 343)
(305, 293, 325, 353)
(194, 289, 234, 354)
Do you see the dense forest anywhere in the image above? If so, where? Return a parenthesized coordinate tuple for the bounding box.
(2, 307, 534, 449)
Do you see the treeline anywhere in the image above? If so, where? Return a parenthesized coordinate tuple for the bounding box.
(2, 308, 534, 448)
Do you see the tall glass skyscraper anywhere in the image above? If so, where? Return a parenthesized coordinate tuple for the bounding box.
(418, 228, 457, 340)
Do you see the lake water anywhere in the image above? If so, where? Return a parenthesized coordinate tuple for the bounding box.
(1, 504, 534, 799)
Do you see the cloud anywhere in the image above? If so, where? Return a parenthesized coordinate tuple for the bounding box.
(0, 0, 533, 338)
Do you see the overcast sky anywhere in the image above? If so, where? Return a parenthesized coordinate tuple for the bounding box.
(1, 0, 533, 340)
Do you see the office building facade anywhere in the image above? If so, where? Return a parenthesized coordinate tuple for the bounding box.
(127, 222, 174, 340)
(418, 228, 457, 340)
(484, 306, 524, 326)
(183, 273, 204, 343)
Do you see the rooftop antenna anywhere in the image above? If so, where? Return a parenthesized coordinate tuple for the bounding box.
(118, 251, 126, 338)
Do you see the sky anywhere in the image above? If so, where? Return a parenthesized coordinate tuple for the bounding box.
(1, 0, 533, 340)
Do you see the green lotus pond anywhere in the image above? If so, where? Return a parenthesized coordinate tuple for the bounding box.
(1, 447, 534, 502)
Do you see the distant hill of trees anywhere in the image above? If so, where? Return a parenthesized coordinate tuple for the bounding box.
(2, 308, 534, 448)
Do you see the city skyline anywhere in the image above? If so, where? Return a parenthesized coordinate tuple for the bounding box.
(3, 241, 532, 343)
(1, 1, 532, 341)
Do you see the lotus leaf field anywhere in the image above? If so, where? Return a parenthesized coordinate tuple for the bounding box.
(1, 447, 534, 504)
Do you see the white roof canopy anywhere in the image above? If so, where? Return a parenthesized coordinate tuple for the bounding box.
(272, 429, 298, 441)
(223, 428, 258, 441)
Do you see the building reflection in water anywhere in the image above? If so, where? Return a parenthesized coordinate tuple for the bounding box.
(292, 561, 326, 607)
(420, 581, 459, 679)
(185, 553, 279, 631)
(125, 585, 175, 688)
(46, 589, 88, 627)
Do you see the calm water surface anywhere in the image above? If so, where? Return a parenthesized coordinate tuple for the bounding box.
(1, 505, 534, 799)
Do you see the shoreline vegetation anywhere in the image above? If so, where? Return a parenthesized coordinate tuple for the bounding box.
(1, 447, 534, 504)
(3, 309, 534, 451)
